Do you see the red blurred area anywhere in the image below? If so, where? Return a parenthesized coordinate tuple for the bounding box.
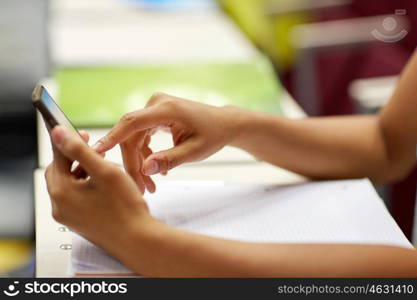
(313, 0, 417, 115)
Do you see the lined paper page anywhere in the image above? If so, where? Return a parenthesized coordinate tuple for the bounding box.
(71, 234, 134, 276)
(71, 179, 413, 275)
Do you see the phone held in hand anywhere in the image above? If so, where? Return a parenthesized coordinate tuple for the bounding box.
(31, 84, 81, 137)
(32, 84, 87, 177)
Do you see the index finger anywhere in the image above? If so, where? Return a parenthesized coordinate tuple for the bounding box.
(93, 105, 169, 153)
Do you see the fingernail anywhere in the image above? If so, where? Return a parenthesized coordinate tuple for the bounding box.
(52, 126, 68, 146)
(143, 160, 159, 176)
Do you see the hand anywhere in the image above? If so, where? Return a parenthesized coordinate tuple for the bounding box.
(94, 93, 244, 192)
(45, 126, 153, 255)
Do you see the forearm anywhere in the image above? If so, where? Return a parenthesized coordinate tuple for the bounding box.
(119, 220, 417, 277)
(229, 110, 396, 183)
(228, 52, 417, 183)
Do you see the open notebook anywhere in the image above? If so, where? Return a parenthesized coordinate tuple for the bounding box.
(70, 179, 413, 276)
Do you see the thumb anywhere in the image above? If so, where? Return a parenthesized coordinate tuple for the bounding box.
(51, 126, 110, 179)
(142, 140, 200, 175)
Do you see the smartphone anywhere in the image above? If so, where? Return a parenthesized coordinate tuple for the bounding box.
(32, 84, 88, 177)
(31, 84, 80, 136)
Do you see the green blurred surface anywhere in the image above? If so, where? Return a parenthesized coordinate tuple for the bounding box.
(57, 58, 282, 128)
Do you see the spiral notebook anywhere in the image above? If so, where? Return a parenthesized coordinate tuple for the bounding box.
(70, 179, 413, 276)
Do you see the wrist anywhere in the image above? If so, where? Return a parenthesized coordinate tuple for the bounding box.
(119, 215, 174, 275)
(220, 105, 252, 147)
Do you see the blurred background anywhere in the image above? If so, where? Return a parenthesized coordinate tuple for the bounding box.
(0, 0, 416, 276)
